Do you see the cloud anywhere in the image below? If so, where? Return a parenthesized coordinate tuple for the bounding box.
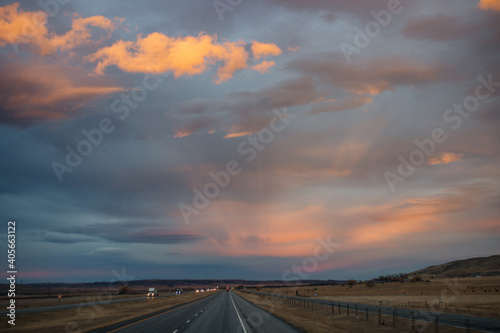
(251, 60, 275, 73)
(59, 221, 204, 245)
(403, 14, 471, 41)
(86, 32, 281, 83)
(86, 247, 133, 258)
(29, 231, 98, 244)
(286, 54, 451, 114)
(172, 77, 328, 137)
(288, 55, 449, 96)
(0, 2, 119, 55)
(261, 0, 391, 18)
(477, 0, 500, 11)
(0, 57, 125, 125)
(240, 235, 271, 250)
(428, 152, 463, 165)
(251, 41, 281, 59)
(348, 182, 499, 247)
(309, 94, 373, 114)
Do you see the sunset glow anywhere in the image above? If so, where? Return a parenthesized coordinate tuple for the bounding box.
(0, 1, 499, 283)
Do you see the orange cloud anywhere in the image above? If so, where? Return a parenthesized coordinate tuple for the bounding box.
(428, 152, 462, 165)
(223, 130, 253, 138)
(0, 3, 48, 50)
(477, 0, 500, 11)
(251, 60, 275, 74)
(251, 41, 282, 59)
(87, 33, 281, 83)
(0, 3, 118, 55)
(49, 15, 120, 53)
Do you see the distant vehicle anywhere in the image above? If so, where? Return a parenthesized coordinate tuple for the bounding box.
(147, 288, 159, 297)
(225, 288, 229, 292)
(176, 288, 182, 295)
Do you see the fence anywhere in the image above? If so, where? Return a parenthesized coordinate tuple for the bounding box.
(241, 290, 500, 332)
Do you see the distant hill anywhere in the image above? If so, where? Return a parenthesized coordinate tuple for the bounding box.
(411, 255, 500, 278)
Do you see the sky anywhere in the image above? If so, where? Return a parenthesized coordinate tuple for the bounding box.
(0, 0, 499, 283)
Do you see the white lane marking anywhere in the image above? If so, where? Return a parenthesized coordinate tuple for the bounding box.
(229, 292, 248, 333)
(195, 314, 198, 316)
(186, 320, 190, 323)
(173, 331, 178, 333)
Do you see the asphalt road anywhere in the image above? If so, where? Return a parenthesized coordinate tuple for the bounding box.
(94, 291, 302, 333)
(246, 290, 500, 333)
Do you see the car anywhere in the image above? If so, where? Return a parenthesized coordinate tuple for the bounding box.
(147, 288, 159, 297)
(176, 288, 182, 295)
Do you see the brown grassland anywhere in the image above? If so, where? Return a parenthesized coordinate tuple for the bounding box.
(271, 276, 500, 318)
(234, 276, 500, 333)
(0, 291, 218, 333)
(235, 290, 481, 333)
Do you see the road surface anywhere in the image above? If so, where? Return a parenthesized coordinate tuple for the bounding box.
(245, 290, 500, 333)
(92, 291, 302, 333)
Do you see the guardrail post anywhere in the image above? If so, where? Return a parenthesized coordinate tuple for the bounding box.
(355, 304, 358, 317)
(365, 307, 368, 320)
(392, 309, 396, 327)
(378, 307, 381, 324)
(465, 318, 470, 333)
(347, 304, 349, 317)
(411, 311, 415, 330)
(434, 315, 439, 333)
(338, 303, 341, 315)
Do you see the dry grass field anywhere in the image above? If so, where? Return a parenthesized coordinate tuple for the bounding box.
(235, 290, 480, 333)
(263, 276, 500, 318)
(0, 291, 218, 333)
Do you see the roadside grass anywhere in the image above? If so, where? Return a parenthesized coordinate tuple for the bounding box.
(1, 291, 218, 333)
(262, 277, 500, 318)
(235, 291, 481, 333)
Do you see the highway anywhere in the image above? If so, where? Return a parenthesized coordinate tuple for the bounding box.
(92, 291, 302, 333)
